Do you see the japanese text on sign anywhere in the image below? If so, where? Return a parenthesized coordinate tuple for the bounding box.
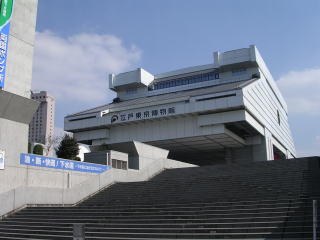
(110, 107, 176, 123)
(20, 153, 110, 174)
(0, 0, 14, 89)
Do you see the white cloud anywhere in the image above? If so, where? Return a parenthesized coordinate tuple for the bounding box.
(32, 31, 141, 103)
(277, 68, 320, 157)
(54, 127, 71, 138)
(277, 68, 320, 115)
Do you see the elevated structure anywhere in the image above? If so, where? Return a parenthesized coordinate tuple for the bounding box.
(29, 91, 55, 145)
(65, 45, 296, 164)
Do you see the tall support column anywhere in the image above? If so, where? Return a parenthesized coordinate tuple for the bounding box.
(264, 128, 274, 161)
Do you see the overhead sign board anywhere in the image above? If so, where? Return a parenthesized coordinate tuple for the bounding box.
(0, 150, 5, 170)
(20, 153, 111, 174)
(0, 0, 14, 89)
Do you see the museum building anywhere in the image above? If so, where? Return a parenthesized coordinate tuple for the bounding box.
(65, 45, 296, 165)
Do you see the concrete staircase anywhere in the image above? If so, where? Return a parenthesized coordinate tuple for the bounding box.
(0, 157, 319, 239)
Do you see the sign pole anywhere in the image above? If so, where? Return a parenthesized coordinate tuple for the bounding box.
(73, 224, 85, 240)
(313, 200, 317, 240)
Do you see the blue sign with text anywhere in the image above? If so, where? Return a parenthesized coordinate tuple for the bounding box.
(0, 0, 14, 89)
(0, 23, 10, 88)
(20, 153, 110, 174)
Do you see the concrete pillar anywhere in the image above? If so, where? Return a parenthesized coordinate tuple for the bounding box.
(264, 128, 274, 161)
(286, 149, 291, 159)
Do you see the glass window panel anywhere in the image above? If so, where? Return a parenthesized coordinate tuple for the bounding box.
(182, 78, 187, 85)
(126, 88, 137, 94)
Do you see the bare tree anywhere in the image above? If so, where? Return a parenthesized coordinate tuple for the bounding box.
(44, 135, 61, 156)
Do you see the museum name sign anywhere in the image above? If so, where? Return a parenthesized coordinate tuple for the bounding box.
(106, 106, 176, 124)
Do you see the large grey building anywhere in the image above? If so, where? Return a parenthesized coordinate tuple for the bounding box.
(29, 91, 55, 145)
(0, 0, 39, 168)
(65, 45, 296, 165)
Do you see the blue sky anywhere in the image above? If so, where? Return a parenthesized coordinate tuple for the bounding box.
(34, 0, 320, 156)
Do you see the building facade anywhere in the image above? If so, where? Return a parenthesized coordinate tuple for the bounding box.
(0, 0, 39, 167)
(65, 45, 296, 165)
(29, 91, 55, 145)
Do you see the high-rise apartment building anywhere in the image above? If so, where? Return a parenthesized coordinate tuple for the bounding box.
(29, 91, 55, 145)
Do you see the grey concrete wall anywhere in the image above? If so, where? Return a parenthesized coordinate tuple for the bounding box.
(132, 141, 169, 170)
(0, 91, 39, 124)
(165, 159, 197, 169)
(0, 141, 197, 217)
(0, 163, 97, 194)
(0, 157, 197, 218)
(0, 119, 29, 167)
(4, 0, 38, 97)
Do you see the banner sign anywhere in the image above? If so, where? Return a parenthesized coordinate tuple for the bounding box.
(0, 150, 4, 170)
(20, 153, 110, 174)
(105, 106, 176, 124)
(0, 0, 14, 89)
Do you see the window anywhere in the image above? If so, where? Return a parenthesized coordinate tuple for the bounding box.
(126, 88, 137, 95)
(277, 110, 281, 125)
(150, 71, 219, 91)
(232, 68, 247, 76)
(182, 78, 187, 85)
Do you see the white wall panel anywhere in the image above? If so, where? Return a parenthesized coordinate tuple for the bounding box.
(243, 78, 295, 156)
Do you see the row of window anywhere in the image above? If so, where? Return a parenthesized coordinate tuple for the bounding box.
(232, 68, 247, 76)
(151, 71, 220, 91)
(124, 68, 248, 95)
(126, 89, 137, 95)
(32, 96, 47, 100)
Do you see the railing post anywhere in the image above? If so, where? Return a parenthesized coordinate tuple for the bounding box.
(73, 224, 85, 240)
(313, 200, 317, 240)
